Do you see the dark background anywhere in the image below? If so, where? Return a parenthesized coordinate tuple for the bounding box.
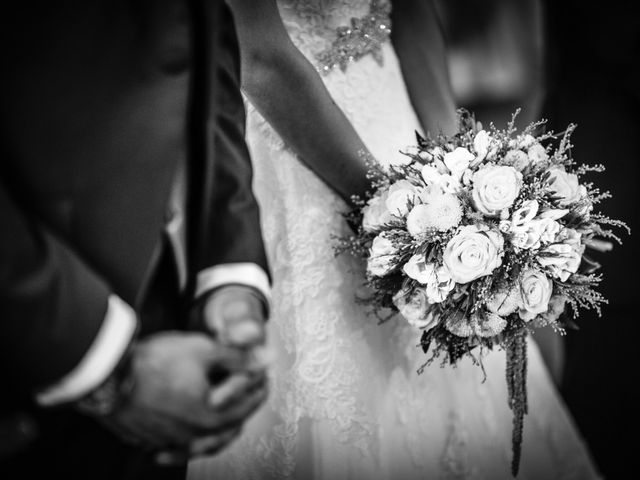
(439, 1, 639, 477)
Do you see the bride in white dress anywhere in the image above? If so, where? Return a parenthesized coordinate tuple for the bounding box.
(189, 0, 601, 478)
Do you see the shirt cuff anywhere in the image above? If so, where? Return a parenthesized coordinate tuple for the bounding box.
(35, 295, 137, 406)
(196, 263, 271, 310)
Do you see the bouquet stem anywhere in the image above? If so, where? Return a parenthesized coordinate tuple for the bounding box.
(506, 329, 528, 477)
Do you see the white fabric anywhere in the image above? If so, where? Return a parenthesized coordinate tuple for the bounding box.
(166, 158, 188, 291)
(36, 295, 137, 406)
(189, 1, 602, 478)
(196, 263, 272, 308)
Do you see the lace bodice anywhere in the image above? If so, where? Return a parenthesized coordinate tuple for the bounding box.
(278, 0, 391, 73)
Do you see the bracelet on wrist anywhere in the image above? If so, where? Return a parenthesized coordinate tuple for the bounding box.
(74, 341, 136, 418)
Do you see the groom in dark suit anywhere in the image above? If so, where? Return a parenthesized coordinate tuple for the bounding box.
(0, 1, 270, 479)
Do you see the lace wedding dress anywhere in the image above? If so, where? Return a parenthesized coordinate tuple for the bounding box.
(189, 1, 601, 478)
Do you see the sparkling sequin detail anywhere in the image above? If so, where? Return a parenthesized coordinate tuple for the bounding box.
(316, 0, 391, 74)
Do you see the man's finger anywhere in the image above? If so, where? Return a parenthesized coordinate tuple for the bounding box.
(188, 427, 242, 457)
(206, 384, 268, 431)
(154, 426, 242, 465)
(203, 286, 266, 347)
(155, 450, 189, 466)
(203, 343, 272, 384)
(185, 383, 268, 434)
(207, 371, 267, 409)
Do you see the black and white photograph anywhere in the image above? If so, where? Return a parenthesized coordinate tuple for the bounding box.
(1, 1, 637, 479)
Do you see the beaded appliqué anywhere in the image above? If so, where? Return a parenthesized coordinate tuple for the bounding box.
(316, 0, 391, 74)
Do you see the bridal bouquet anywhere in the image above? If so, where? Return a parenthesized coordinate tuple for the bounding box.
(336, 110, 627, 475)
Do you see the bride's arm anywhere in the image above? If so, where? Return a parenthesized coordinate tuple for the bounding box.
(391, 0, 458, 137)
(226, 0, 371, 204)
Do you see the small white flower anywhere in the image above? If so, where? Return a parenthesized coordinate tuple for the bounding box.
(537, 228, 584, 281)
(362, 190, 393, 233)
(511, 228, 542, 250)
(421, 164, 441, 185)
(473, 130, 491, 163)
(393, 289, 437, 330)
(477, 312, 508, 337)
(367, 232, 397, 277)
(440, 176, 463, 194)
(511, 200, 539, 228)
(527, 143, 548, 164)
(512, 217, 560, 251)
(444, 147, 475, 179)
(518, 134, 536, 150)
(423, 162, 458, 185)
(519, 269, 553, 321)
(503, 149, 531, 171)
(421, 165, 462, 194)
(472, 165, 523, 217)
(486, 286, 522, 316)
(444, 311, 473, 337)
(507, 203, 567, 251)
(403, 256, 455, 303)
(385, 180, 423, 217)
(406, 205, 432, 238)
(443, 224, 504, 284)
(535, 218, 562, 244)
(423, 192, 464, 231)
(499, 220, 512, 233)
(546, 167, 587, 206)
(425, 265, 456, 303)
(406, 192, 462, 237)
(461, 169, 474, 186)
(430, 146, 446, 162)
(403, 254, 434, 284)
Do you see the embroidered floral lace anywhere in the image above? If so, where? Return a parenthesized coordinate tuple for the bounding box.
(316, 0, 391, 74)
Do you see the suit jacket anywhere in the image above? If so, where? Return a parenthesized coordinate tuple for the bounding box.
(0, 0, 267, 476)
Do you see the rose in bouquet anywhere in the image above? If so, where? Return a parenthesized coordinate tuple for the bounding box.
(336, 110, 628, 475)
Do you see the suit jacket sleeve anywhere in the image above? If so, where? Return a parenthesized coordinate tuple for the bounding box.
(189, 3, 270, 281)
(0, 181, 111, 399)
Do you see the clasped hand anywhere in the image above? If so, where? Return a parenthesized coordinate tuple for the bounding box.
(103, 286, 269, 464)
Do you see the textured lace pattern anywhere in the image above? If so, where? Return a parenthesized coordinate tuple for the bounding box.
(316, 0, 391, 74)
(189, 1, 602, 478)
(277, 0, 373, 61)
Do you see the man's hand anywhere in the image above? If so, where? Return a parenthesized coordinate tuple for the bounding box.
(201, 285, 268, 350)
(99, 332, 267, 461)
(149, 284, 272, 464)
